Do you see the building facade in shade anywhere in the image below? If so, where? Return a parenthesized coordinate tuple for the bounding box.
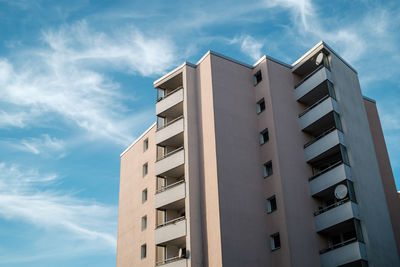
(116, 41, 400, 267)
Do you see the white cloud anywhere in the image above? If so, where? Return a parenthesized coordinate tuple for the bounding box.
(231, 35, 264, 61)
(9, 134, 65, 157)
(0, 162, 117, 262)
(0, 21, 176, 146)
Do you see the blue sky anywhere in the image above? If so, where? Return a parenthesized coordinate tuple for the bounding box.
(0, 0, 399, 266)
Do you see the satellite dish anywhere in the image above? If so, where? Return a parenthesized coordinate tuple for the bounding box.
(334, 184, 348, 200)
(315, 52, 324, 66)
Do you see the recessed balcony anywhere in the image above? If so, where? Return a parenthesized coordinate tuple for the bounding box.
(299, 96, 338, 134)
(309, 162, 352, 197)
(155, 180, 186, 210)
(320, 239, 367, 267)
(155, 217, 186, 245)
(304, 128, 345, 163)
(155, 147, 185, 177)
(295, 66, 332, 104)
(156, 87, 184, 117)
(156, 258, 187, 267)
(156, 116, 184, 147)
(314, 199, 360, 233)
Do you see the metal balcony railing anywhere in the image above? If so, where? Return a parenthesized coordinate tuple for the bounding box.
(314, 197, 350, 216)
(309, 161, 345, 181)
(294, 64, 324, 88)
(304, 127, 338, 148)
(157, 115, 184, 131)
(156, 179, 185, 194)
(156, 146, 184, 162)
(319, 237, 358, 254)
(157, 86, 183, 102)
(156, 255, 186, 266)
(299, 94, 330, 117)
(156, 216, 185, 229)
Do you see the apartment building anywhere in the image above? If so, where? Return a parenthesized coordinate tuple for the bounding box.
(116, 41, 400, 267)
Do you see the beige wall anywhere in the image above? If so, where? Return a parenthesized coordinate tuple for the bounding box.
(117, 124, 156, 267)
(266, 59, 322, 266)
(364, 98, 400, 257)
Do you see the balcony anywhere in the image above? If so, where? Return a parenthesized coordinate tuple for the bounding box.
(295, 66, 332, 104)
(156, 116, 184, 147)
(155, 147, 185, 177)
(299, 96, 338, 134)
(155, 180, 186, 209)
(309, 162, 352, 197)
(156, 258, 187, 267)
(314, 199, 360, 232)
(155, 217, 186, 245)
(320, 239, 367, 267)
(304, 128, 345, 163)
(156, 87, 184, 117)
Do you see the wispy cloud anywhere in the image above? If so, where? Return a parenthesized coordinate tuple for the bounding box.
(0, 20, 176, 146)
(0, 162, 117, 263)
(8, 134, 66, 157)
(230, 35, 264, 61)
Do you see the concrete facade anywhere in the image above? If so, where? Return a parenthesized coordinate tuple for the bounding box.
(117, 41, 400, 267)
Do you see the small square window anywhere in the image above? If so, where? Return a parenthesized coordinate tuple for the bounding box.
(257, 98, 266, 114)
(141, 244, 147, 259)
(142, 189, 148, 203)
(267, 196, 277, 213)
(141, 215, 147, 230)
(254, 70, 262, 85)
(142, 163, 148, 177)
(260, 128, 269, 145)
(270, 233, 281, 251)
(143, 138, 149, 152)
(263, 161, 273, 178)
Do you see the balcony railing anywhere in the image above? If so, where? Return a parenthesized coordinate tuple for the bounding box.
(295, 64, 324, 88)
(299, 94, 330, 117)
(314, 197, 350, 216)
(309, 161, 344, 181)
(157, 86, 183, 102)
(319, 237, 358, 254)
(156, 256, 186, 266)
(156, 216, 185, 229)
(157, 146, 184, 162)
(157, 115, 184, 131)
(156, 179, 185, 194)
(304, 127, 337, 148)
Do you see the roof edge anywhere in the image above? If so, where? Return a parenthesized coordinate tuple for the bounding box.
(363, 95, 376, 103)
(120, 122, 157, 157)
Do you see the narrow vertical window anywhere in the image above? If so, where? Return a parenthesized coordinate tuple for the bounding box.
(142, 189, 148, 203)
(257, 98, 266, 114)
(141, 215, 147, 230)
(334, 112, 343, 132)
(254, 70, 262, 85)
(327, 80, 336, 100)
(270, 233, 281, 251)
(263, 161, 273, 178)
(267, 196, 277, 213)
(142, 163, 148, 177)
(143, 138, 149, 152)
(260, 128, 269, 145)
(340, 145, 350, 165)
(141, 244, 147, 259)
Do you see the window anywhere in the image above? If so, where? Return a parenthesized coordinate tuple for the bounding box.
(257, 98, 266, 114)
(334, 112, 343, 132)
(260, 128, 269, 145)
(267, 196, 277, 213)
(142, 163, 148, 177)
(327, 80, 336, 100)
(141, 244, 147, 259)
(142, 189, 148, 203)
(270, 233, 281, 251)
(263, 161, 273, 178)
(254, 70, 262, 85)
(141, 215, 147, 230)
(143, 138, 149, 152)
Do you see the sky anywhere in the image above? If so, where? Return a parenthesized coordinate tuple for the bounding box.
(0, 0, 399, 266)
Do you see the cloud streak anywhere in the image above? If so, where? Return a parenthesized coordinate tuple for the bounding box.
(0, 162, 117, 262)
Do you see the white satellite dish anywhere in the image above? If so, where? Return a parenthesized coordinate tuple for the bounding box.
(334, 184, 348, 200)
(315, 52, 324, 66)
